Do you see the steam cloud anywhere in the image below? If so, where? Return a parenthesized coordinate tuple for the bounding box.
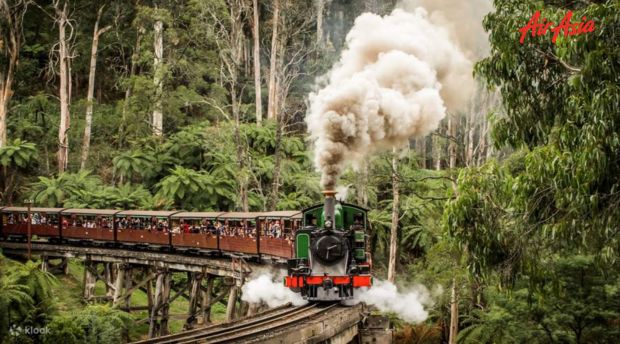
(241, 273, 307, 308)
(307, 7, 475, 189)
(351, 279, 435, 323)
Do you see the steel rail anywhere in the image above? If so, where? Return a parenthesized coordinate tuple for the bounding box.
(178, 303, 339, 344)
(132, 303, 317, 344)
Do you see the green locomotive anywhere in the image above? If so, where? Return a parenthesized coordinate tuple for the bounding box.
(284, 191, 372, 301)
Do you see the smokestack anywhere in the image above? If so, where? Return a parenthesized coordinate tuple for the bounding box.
(323, 190, 336, 230)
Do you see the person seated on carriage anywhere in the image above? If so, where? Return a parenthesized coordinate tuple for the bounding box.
(182, 221, 190, 234)
(191, 225, 199, 234)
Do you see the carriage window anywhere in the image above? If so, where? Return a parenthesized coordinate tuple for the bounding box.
(264, 220, 285, 238)
(171, 219, 217, 234)
(64, 214, 113, 229)
(116, 216, 169, 231)
(7, 212, 58, 225)
(219, 220, 256, 238)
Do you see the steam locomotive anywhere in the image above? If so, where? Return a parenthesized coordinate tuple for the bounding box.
(284, 191, 372, 301)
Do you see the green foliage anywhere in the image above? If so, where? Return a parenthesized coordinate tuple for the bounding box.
(0, 139, 37, 169)
(443, 0, 620, 341)
(156, 165, 235, 210)
(451, 0, 620, 281)
(29, 171, 155, 209)
(0, 139, 38, 203)
(43, 305, 133, 344)
(0, 255, 57, 342)
(458, 256, 620, 344)
(113, 150, 156, 184)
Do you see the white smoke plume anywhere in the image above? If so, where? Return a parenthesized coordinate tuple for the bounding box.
(241, 272, 307, 308)
(351, 279, 435, 323)
(397, 0, 493, 59)
(335, 184, 350, 201)
(307, 8, 474, 189)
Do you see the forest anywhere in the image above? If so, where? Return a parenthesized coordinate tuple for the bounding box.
(0, 0, 619, 343)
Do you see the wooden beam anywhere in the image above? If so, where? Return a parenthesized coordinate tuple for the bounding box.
(112, 264, 126, 305)
(202, 274, 214, 323)
(117, 272, 156, 303)
(86, 263, 117, 292)
(226, 286, 238, 321)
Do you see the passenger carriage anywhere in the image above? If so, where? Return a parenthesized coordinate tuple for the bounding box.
(0, 207, 301, 262)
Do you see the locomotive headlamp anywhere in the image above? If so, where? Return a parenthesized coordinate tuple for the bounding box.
(325, 220, 333, 228)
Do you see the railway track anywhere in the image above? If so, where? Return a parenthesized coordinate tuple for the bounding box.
(132, 303, 339, 344)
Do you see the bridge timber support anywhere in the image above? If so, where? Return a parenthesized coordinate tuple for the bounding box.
(0, 242, 263, 339)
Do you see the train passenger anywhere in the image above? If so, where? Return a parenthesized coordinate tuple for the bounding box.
(206, 221, 216, 234)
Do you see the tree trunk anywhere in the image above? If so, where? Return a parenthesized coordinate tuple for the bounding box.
(231, 79, 249, 212)
(252, 0, 262, 125)
(152, 20, 164, 137)
(267, 0, 279, 120)
(119, 31, 142, 147)
(388, 147, 399, 283)
(80, 6, 111, 170)
(417, 137, 427, 169)
(0, 69, 12, 148)
(449, 278, 459, 344)
(56, 1, 71, 173)
(268, 121, 283, 210)
(0, 0, 27, 148)
(477, 115, 487, 166)
(356, 160, 369, 207)
(316, 0, 324, 47)
(433, 135, 442, 171)
(466, 120, 475, 166)
(448, 114, 457, 168)
(465, 95, 477, 166)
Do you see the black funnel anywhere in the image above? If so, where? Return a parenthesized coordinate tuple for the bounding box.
(323, 190, 336, 230)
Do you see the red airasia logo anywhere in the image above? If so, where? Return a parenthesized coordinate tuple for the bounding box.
(519, 10, 596, 44)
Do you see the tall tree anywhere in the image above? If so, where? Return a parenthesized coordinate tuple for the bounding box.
(266, 0, 315, 209)
(448, 114, 457, 168)
(251, 0, 262, 125)
(152, 17, 164, 137)
(54, 0, 72, 173)
(266, 0, 279, 120)
(448, 0, 620, 295)
(315, 0, 324, 47)
(195, 0, 251, 211)
(118, 28, 142, 147)
(388, 147, 399, 283)
(0, 0, 29, 148)
(80, 5, 111, 169)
